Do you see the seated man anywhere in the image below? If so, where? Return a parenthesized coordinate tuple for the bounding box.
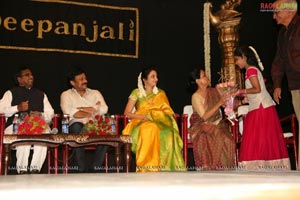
(60, 67, 108, 173)
(0, 67, 54, 174)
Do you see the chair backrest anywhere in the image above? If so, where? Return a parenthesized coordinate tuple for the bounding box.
(280, 114, 297, 138)
(237, 105, 249, 117)
(115, 114, 128, 135)
(237, 105, 249, 135)
(183, 105, 193, 128)
(279, 114, 298, 170)
(0, 113, 6, 174)
(0, 113, 5, 135)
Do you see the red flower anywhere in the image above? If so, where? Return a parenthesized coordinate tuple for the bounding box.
(18, 115, 46, 135)
(84, 114, 112, 135)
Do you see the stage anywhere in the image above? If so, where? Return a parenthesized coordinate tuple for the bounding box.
(1, 171, 300, 199)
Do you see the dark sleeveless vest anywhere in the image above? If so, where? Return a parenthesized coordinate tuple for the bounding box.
(6, 86, 44, 127)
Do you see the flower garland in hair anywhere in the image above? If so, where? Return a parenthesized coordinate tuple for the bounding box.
(138, 72, 147, 98)
(203, 2, 211, 80)
(137, 72, 158, 98)
(249, 46, 264, 71)
(153, 85, 158, 94)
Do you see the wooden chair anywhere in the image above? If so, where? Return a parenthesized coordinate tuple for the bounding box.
(47, 114, 60, 174)
(182, 105, 238, 167)
(60, 114, 127, 174)
(0, 113, 60, 174)
(230, 105, 248, 166)
(172, 113, 188, 162)
(280, 114, 298, 170)
(182, 105, 193, 167)
(0, 113, 5, 174)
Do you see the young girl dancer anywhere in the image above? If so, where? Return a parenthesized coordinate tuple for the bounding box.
(234, 46, 290, 170)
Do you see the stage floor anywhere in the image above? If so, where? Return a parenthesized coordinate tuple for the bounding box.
(1, 171, 300, 199)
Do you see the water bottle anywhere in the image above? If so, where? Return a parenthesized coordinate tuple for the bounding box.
(61, 114, 69, 134)
(12, 114, 20, 134)
(110, 115, 116, 135)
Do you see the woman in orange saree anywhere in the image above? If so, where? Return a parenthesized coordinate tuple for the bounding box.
(187, 68, 236, 170)
(122, 67, 186, 172)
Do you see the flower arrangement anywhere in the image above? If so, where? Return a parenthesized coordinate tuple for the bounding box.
(18, 115, 46, 135)
(216, 81, 238, 125)
(216, 81, 236, 93)
(83, 115, 112, 135)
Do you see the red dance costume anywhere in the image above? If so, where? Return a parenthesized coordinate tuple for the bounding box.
(239, 67, 290, 170)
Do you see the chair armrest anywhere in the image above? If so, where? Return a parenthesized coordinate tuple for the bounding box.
(280, 114, 296, 123)
(280, 114, 297, 138)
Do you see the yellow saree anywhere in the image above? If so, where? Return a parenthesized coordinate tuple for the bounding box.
(122, 89, 186, 172)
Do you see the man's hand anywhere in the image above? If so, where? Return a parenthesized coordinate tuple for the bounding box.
(273, 88, 281, 104)
(17, 101, 29, 112)
(77, 106, 96, 114)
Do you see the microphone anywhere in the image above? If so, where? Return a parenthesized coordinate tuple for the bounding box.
(50, 128, 58, 134)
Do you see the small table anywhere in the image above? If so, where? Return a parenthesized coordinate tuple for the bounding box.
(1, 134, 132, 175)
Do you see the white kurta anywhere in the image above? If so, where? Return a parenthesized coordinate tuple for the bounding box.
(0, 90, 54, 173)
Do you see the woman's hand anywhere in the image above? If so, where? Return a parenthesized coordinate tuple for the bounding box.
(233, 89, 246, 97)
(241, 96, 249, 104)
(18, 101, 29, 112)
(218, 95, 227, 107)
(141, 115, 148, 121)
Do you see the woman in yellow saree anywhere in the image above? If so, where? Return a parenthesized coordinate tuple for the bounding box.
(122, 67, 186, 172)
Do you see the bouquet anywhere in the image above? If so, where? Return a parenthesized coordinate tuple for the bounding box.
(216, 81, 238, 125)
(18, 114, 46, 134)
(83, 114, 112, 135)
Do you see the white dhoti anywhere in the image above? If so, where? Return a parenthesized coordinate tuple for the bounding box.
(5, 125, 47, 173)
